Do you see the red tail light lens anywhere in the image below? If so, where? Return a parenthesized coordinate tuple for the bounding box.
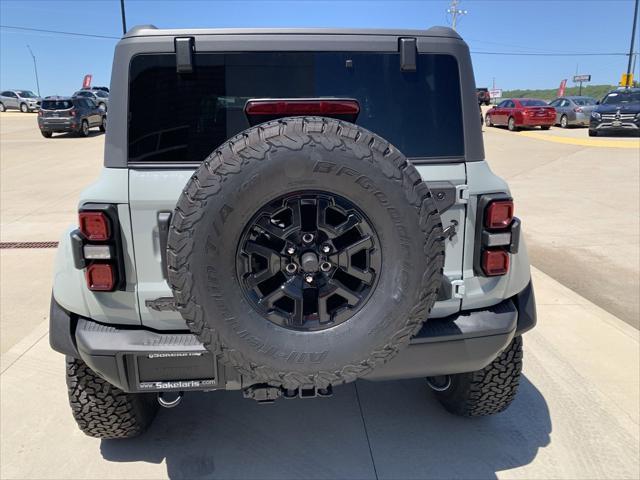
(85, 263, 115, 291)
(482, 250, 510, 276)
(485, 200, 514, 230)
(79, 212, 110, 241)
(38, 110, 43, 117)
(245, 99, 360, 117)
(69, 110, 76, 117)
(574, 107, 583, 113)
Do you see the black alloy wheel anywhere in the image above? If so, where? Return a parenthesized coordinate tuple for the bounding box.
(236, 191, 381, 332)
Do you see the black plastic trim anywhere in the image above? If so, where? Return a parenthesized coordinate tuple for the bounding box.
(399, 37, 417, 71)
(513, 280, 536, 335)
(174, 37, 194, 73)
(427, 181, 456, 214)
(157, 211, 171, 280)
(49, 296, 79, 358)
(70, 229, 85, 269)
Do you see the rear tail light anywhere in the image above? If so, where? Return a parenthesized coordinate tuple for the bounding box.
(476, 195, 518, 277)
(85, 263, 115, 291)
(485, 200, 514, 229)
(69, 110, 76, 117)
(79, 211, 110, 241)
(38, 110, 43, 117)
(574, 107, 583, 113)
(74, 205, 125, 292)
(482, 250, 510, 276)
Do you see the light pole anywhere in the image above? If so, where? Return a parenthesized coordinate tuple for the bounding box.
(26, 45, 40, 97)
(120, 0, 127, 35)
(626, 0, 639, 87)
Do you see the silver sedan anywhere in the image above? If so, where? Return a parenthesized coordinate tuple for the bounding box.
(549, 96, 597, 128)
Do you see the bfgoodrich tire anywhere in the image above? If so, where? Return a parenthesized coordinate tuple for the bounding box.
(428, 336, 523, 416)
(167, 117, 445, 390)
(66, 358, 158, 439)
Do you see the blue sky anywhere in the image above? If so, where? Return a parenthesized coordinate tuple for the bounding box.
(1, 0, 638, 96)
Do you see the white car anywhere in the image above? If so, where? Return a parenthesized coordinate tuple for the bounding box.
(0, 90, 41, 112)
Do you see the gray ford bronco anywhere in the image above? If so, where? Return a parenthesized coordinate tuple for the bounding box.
(50, 26, 536, 439)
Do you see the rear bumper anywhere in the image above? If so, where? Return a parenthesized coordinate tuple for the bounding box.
(38, 119, 78, 132)
(50, 282, 536, 393)
(520, 118, 555, 126)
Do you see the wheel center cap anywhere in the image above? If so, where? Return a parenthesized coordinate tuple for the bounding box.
(300, 252, 319, 273)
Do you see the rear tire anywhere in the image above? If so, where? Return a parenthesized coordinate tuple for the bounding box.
(66, 358, 158, 439)
(41, 131, 52, 138)
(428, 336, 523, 416)
(588, 129, 598, 137)
(507, 117, 518, 132)
(20, 103, 28, 113)
(79, 120, 90, 137)
(560, 115, 569, 128)
(99, 116, 106, 132)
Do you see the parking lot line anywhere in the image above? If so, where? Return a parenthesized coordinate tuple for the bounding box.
(513, 130, 639, 149)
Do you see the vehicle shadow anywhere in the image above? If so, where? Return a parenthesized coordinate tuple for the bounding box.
(100, 375, 550, 480)
(50, 131, 104, 139)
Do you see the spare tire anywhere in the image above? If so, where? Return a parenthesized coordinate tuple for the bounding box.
(167, 117, 444, 389)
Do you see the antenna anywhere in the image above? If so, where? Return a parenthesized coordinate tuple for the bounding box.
(447, 0, 468, 31)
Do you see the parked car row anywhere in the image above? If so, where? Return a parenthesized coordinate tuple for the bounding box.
(483, 87, 640, 136)
(0, 86, 109, 114)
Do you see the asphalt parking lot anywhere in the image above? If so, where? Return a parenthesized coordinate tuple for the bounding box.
(1, 111, 639, 479)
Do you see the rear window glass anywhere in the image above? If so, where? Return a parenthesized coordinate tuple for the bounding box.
(128, 52, 464, 164)
(41, 100, 73, 110)
(519, 99, 547, 107)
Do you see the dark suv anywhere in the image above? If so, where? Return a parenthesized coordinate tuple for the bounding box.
(589, 88, 640, 136)
(38, 97, 106, 138)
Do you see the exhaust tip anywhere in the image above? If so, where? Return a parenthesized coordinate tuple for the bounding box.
(157, 391, 183, 408)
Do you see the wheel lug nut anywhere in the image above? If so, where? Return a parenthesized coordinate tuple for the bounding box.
(321, 244, 331, 254)
(286, 246, 295, 255)
(302, 233, 314, 244)
(285, 263, 297, 274)
(305, 274, 314, 284)
(320, 262, 332, 272)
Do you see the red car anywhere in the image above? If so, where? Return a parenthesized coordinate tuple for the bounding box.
(485, 98, 555, 131)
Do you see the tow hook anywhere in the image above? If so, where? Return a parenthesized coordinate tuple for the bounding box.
(157, 391, 184, 408)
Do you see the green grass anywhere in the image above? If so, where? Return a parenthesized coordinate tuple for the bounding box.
(501, 84, 618, 102)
